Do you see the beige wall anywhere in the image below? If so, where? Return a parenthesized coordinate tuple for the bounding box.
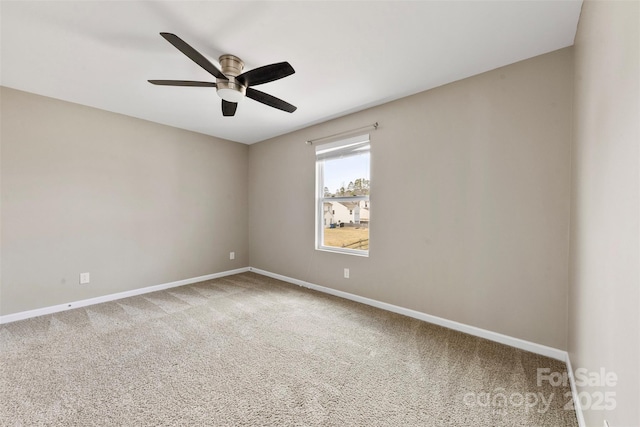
(1, 87, 249, 315)
(249, 48, 573, 350)
(569, 1, 640, 426)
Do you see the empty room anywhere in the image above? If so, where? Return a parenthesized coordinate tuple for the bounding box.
(1, 1, 638, 426)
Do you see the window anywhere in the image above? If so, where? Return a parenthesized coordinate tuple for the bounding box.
(315, 134, 370, 256)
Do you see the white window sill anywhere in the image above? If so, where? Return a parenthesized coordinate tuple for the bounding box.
(316, 246, 369, 257)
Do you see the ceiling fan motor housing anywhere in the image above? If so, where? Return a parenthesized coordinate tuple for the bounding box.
(216, 54, 246, 102)
(219, 54, 244, 76)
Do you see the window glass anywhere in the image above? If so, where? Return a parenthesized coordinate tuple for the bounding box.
(316, 134, 370, 256)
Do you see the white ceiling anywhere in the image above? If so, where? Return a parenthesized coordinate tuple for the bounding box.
(1, 1, 582, 144)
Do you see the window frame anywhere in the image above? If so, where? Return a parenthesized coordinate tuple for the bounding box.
(315, 134, 370, 257)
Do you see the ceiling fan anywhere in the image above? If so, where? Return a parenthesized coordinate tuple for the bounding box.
(148, 33, 296, 117)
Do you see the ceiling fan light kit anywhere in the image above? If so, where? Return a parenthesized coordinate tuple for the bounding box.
(148, 33, 296, 117)
(216, 80, 246, 103)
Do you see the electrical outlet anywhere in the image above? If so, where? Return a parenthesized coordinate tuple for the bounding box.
(344, 268, 349, 279)
(230, 252, 235, 260)
(79, 272, 90, 285)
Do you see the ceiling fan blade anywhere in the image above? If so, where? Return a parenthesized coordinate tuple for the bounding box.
(148, 80, 216, 87)
(222, 100, 238, 116)
(236, 62, 295, 87)
(159, 32, 227, 80)
(246, 88, 297, 113)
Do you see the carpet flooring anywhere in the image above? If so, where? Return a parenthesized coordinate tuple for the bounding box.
(0, 272, 578, 426)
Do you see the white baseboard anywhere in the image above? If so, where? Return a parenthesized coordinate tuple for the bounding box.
(0, 267, 250, 325)
(565, 354, 586, 427)
(249, 267, 568, 362)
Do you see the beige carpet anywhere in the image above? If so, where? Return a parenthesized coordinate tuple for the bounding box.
(1, 272, 577, 426)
